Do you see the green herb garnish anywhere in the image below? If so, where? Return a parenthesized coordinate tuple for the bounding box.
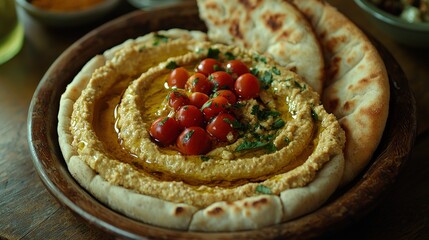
(225, 51, 235, 60)
(250, 68, 259, 76)
(201, 100, 212, 110)
(294, 81, 306, 92)
(223, 118, 243, 130)
(207, 48, 220, 59)
(159, 117, 169, 126)
(235, 141, 276, 152)
(166, 61, 178, 70)
(256, 184, 272, 195)
(213, 64, 221, 71)
(253, 54, 267, 64)
(311, 108, 319, 121)
(153, 33, 169, 46)
(184, 130, 194, 142)
(272, 119, 285, 129)
(251, 105, 280, 120)
(260, 70, 274, 89)
(271, 66, 281, 75)
(201, 156, 210, 161)
(232, 102, 245, 109)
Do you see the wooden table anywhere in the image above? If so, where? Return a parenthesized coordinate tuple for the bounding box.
(1, 1, 428, 239)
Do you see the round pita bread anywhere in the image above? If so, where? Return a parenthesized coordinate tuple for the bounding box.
(58, 28, 345, 231)
(289, 0, 390, 185)
(197, 0, 325, 94)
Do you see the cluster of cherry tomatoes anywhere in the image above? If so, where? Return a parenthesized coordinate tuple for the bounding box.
(149, 57, 261, 155)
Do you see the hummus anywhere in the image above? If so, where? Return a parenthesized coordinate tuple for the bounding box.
(69, 34, 345, 208)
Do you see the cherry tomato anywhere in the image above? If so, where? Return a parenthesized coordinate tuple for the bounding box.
(189, 92, 209, 109)
(209, 71, 234, 91)
(150, 117, 181, 146)
(196, 58, 222, 76)
(167, 67, 189, 89)
(186, 73, 213, 95)
(234, 73, 260, 99)
(177, 127, 211, 155)
(168, 90, 190, 110)
(213, 90, 237, 105)
(176, 105, 204, 128)
(225, 60, 250, 79)
(201, 96, 230, 121)
(206, 113, 238, 142)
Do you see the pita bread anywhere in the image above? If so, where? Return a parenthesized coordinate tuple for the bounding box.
(58, 28, 345, 231)
(289, 0, 390, 185)
(197, 0, 325, 94)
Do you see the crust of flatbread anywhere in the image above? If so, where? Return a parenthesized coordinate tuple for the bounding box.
(281, 153, 344, 221)
(290, 0, 390, 185)
(58, 28, 345, 231)
(197, 0, 325, 94)
(189, 195, 283, 231)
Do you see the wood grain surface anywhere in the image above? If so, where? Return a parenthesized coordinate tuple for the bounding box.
(1, 1, 428, 239)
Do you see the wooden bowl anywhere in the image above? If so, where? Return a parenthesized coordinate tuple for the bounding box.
(27, 1, 416, 239)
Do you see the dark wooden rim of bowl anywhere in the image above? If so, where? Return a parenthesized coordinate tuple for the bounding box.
(27, 2, 417, 239)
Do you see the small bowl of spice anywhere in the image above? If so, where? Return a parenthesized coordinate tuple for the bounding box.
(355, 0, 429, 48)
(16, 0, 120, 27)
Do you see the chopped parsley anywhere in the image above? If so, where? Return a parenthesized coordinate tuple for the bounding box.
(201, 100, 213, 110)
(223, 118, 243, 130)
(183, 130, 194, 142)
(260, 70, 274, 89)
(294, 80, 306, 92)
(213, 64, 221, 71)
(232, 102, 245, 109)
(200, 156, 210, 161)
(253, 54, 267, 64)
(256, 184, 272, 195)
(225, 51, 235, 60)
(166, 61, 178, 70)
(271, 119, 285, 129)
(251, 105, 280, 120)
(250, 67, 259, 76)
(311, 108, 319, 121)
(193, 77, 199, 86)
(207, 48, 220, 59)
(159, 117, 169, 126)
(284, 136, 291, 145)
(235, 141, 276, 153)
(153, 34, 169, 46)
(271, 66, 281, 75)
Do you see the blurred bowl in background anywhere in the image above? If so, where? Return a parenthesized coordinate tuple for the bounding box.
(16, 0, 120, 27)
(127, 0, 186, 9)
(355, 0, 429, 48)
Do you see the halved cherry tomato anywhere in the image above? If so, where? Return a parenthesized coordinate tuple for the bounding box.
(234, 73, 260, 99)
(201, 96, 230, 121)
(150, 117, 181, 146)
(186, 73, 213, 95)
(213, 90, 237, 105)
(167, 67, 189, 89)
(177, 127, 211, 155)
(189, 92, 209, 109)
(196, 58, 222, 76)
(168, 90, 190, 110)
(209, 71, 234, 91)
(225, 60, 250, 79)
(176, 105, 204, 128)
(206, 113, 238, 142)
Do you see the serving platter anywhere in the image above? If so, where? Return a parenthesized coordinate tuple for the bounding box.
(27, 1, 416, 239)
